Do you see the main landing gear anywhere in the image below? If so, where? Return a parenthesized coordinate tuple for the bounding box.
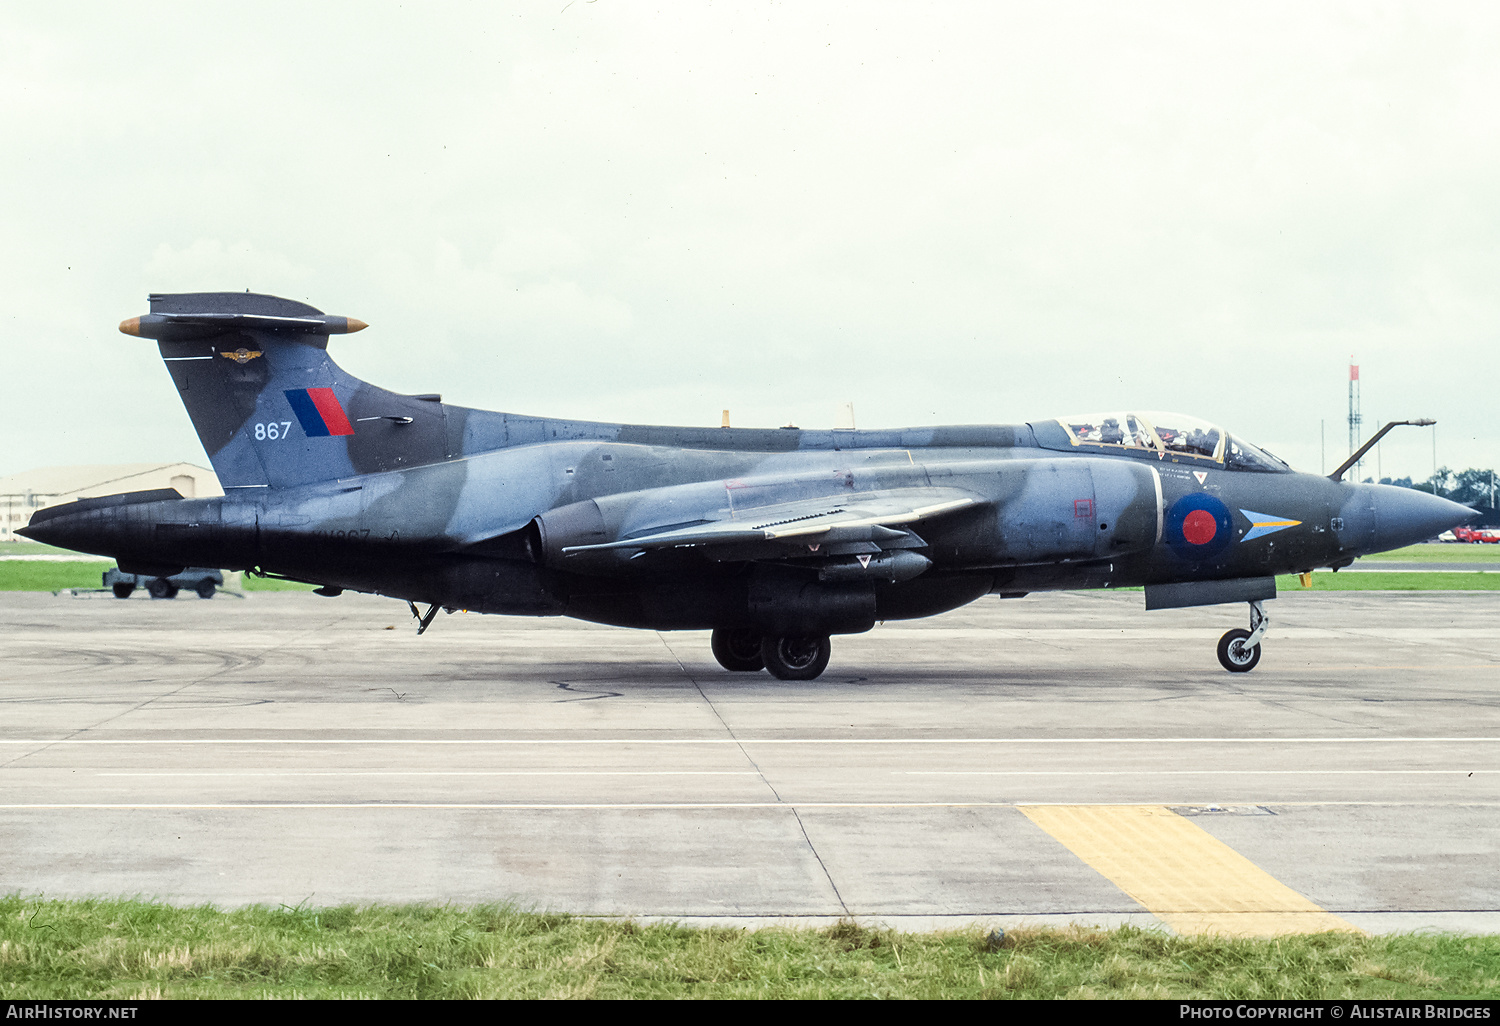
(710, 628, 764, 672)
(1217, 600, 1268, 673)
(711, 628, 833, 681)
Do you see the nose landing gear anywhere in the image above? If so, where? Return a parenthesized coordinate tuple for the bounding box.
(1217, 600, 1268, 673)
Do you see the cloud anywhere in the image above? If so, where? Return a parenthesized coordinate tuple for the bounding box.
(2, 2, 1498, 476)
(144, 241, 317, 297)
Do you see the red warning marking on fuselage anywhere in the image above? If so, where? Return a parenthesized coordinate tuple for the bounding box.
(1182, 509, 1218, 546)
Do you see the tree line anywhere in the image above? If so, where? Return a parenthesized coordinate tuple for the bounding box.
(1374, 468, 1497, 508)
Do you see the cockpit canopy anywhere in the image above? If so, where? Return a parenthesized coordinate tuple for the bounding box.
(1045, 411, 1291, 473)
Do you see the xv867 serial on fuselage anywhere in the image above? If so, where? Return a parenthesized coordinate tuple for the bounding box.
(21, 292, 1475, 679)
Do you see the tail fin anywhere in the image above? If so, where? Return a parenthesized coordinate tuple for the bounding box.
(123, 292, 450, 489)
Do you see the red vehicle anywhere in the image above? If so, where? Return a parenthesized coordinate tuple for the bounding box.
(1453, 525, 1500, 543)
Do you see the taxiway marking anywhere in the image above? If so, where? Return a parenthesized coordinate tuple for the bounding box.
(80, 769, 1493, 778)
(3, 737, 1499, 746)
(95, 771, 759, 778)
(6, 800, 1500, 810)
(904, 770, 1497, 775)
(1020, 804, 1359, 937)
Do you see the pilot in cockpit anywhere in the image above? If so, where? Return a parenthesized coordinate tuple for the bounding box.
(1100, 417, 1124, 444)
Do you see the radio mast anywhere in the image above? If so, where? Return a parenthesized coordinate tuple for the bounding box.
(1347, 359, 1362, 479)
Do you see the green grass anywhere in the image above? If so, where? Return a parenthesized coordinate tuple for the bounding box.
(1362, 543, 1500, 564)
(0, 541, 74, 556)
(0, 559, 314, 593)
(1, 898, 1497, 999)
(1279, 572, 1500, 591)
(240, 575, 317, 592)
(0, 561, 111, 591)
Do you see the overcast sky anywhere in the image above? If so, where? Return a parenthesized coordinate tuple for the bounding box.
(4, 2, 1497, 482)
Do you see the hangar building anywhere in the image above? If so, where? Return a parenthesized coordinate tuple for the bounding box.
(0, 464, 222, 542)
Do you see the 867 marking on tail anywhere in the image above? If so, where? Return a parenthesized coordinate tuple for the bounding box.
(254, 422, 293, 441)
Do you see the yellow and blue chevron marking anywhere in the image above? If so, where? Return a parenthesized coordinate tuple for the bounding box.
(1240, 509, 1302, 542)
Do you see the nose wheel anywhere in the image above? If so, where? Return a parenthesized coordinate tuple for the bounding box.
(1217, 600, 1268, 673)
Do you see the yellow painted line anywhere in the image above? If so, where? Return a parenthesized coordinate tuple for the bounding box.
(1020, 804, 1360, 937)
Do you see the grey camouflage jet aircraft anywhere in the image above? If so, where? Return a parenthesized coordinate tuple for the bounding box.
(22, 292, 1476, 678)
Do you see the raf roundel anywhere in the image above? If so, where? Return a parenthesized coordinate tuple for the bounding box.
(1165, 493, 1235, 560)
(1182, 509, 1218, 545)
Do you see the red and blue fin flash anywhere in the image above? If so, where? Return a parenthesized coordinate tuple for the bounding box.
(284, 388, 355, 437)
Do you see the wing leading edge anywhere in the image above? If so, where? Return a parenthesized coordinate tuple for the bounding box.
(561, 489, 978, 555)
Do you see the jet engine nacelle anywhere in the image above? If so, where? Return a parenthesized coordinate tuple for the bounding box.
(533, 498, 609, 567)
(928, 458, 1160, 564)
(532, 479, 737, 573)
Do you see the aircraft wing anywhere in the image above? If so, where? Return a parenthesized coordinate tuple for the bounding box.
(561, 488, 980, 555)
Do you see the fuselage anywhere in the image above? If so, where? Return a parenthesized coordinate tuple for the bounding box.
(23, 416, 1470, 633)
(23, 290, 1477, 680)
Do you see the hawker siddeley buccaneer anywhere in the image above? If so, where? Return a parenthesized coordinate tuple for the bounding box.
(22, 292, 1476, 678)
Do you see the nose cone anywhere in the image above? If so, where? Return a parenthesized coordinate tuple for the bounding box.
(16, 506, 93, 552)
(1357, 484, 1477, 554)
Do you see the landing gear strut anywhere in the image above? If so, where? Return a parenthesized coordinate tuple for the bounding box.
(408, 601, 452, 635)
(1217, 600, 1268, 673)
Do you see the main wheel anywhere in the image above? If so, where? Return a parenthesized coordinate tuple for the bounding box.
(111, 583, 134, 599)
(761, 634, 832, 681)
(146, 578, 175, 599)
(1217, 628, 1261, 673)
(195, 580, 216, 599)
(711, 628, 765, 672)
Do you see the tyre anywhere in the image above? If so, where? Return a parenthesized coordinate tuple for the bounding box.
(111, 583, 134, 599)
(711, 628, 765, 672)
(147, 578, 178, 599)
(196, 581, 216, 599)
(1217, 628, 1261, 673)
(760, 634, 832, 681)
